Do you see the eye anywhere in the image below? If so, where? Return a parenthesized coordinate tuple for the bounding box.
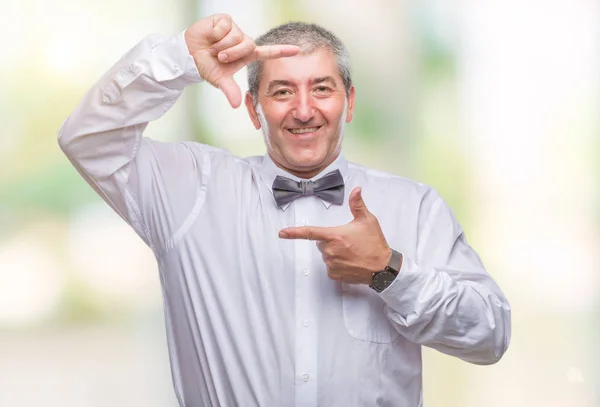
(274, 89, 292, 96)
(314, 86, 332, 93)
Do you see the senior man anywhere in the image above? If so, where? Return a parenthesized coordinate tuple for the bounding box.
(59, 14, 511, 407)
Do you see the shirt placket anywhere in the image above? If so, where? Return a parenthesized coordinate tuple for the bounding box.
(293, 197, 319, 407)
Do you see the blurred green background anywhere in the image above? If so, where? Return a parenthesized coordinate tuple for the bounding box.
(0, 0, 598, 406)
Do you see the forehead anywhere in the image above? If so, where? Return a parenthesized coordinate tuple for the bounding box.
(260, 47, 340, 87)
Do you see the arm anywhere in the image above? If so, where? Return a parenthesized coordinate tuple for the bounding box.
(58, 31, 203, 252)
(59, 15, 300, 253)
(380, 188, 511, 365)
(279, 187, 511, 365)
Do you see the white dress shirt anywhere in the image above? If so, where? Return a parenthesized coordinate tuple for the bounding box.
(58, 30, 511, 407)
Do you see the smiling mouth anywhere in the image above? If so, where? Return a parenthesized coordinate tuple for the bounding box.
(287, 126, 322, 135)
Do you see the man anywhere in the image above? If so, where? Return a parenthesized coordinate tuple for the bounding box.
(59, 14, 511, 407)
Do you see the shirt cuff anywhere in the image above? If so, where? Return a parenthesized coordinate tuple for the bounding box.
(378, 256, 426, 317)
(149, 30, 203, 87)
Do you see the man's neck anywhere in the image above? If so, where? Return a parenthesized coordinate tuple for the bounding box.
(269, 152, 341, 179)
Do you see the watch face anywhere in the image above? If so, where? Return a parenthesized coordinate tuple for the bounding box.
(373, 271, 397, 292)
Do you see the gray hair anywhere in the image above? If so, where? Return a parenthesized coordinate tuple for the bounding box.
(247, 22, 352, 103)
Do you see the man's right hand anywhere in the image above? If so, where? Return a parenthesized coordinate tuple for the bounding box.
(184, 14, 299, 108)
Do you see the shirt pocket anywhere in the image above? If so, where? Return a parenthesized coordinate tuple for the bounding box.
(341, 282, 400, 343)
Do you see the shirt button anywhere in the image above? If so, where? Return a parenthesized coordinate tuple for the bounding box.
(301, 219, 308, 226)
(172, 64, 180, 72)
(302, 268, 309, 276)
(302, 374, 310, 382)
(302, 319, 309, 327)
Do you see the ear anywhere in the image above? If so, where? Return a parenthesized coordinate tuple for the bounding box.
(345, 85, 356, 123)
(245, 92, 262, 130)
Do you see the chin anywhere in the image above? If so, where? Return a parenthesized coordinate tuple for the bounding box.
(287, 152, 326, 169)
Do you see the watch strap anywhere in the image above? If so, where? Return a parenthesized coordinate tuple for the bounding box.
(387, 249, 402, 274)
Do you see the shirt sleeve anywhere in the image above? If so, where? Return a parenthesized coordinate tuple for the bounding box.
(58, 30, 208, 255)
(379, 188, 511, 365)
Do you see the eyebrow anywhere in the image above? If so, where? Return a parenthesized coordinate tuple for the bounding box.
(311, 76, 337, 87)
(266, 80, 295, 93)
(266, 76, 338, 93)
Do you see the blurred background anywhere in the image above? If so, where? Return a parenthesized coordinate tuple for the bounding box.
(1, 0, 598, 405)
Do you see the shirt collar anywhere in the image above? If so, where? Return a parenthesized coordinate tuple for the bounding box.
(259, 152, 349, 211)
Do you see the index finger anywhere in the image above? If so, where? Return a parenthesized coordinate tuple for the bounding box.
(279, 226, 335, 241)
(249, 44, 300, 62)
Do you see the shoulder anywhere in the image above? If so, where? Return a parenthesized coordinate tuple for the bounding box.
(348, 161, 436, 201)
(178, 141, 258, 168)
(349, 161, 458, 227)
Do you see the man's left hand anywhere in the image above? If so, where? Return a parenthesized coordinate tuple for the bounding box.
(279, 187, 392, 285)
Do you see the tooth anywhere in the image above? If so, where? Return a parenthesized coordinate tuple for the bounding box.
(290, 127, 317, 134)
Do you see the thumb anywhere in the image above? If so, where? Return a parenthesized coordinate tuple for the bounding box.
(216, 76, 242, 108)
(349, 187, 369, 220)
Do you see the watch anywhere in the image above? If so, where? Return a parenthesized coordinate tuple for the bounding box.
(370, 249, 402, 293)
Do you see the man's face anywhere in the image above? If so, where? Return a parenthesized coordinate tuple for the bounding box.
(245, 48, 355, 178)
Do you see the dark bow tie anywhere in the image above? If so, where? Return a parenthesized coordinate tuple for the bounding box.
(272, 169, 345, 208)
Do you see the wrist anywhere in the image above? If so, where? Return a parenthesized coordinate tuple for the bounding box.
(184, 29, 202, 56)
(369, 249, 403, 293)
(375, 246, 392, 272)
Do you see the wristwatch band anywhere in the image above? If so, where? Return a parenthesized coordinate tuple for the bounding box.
(388, 249, 402, 272)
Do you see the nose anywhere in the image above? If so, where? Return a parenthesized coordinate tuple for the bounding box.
(291, 91, 315, 123)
